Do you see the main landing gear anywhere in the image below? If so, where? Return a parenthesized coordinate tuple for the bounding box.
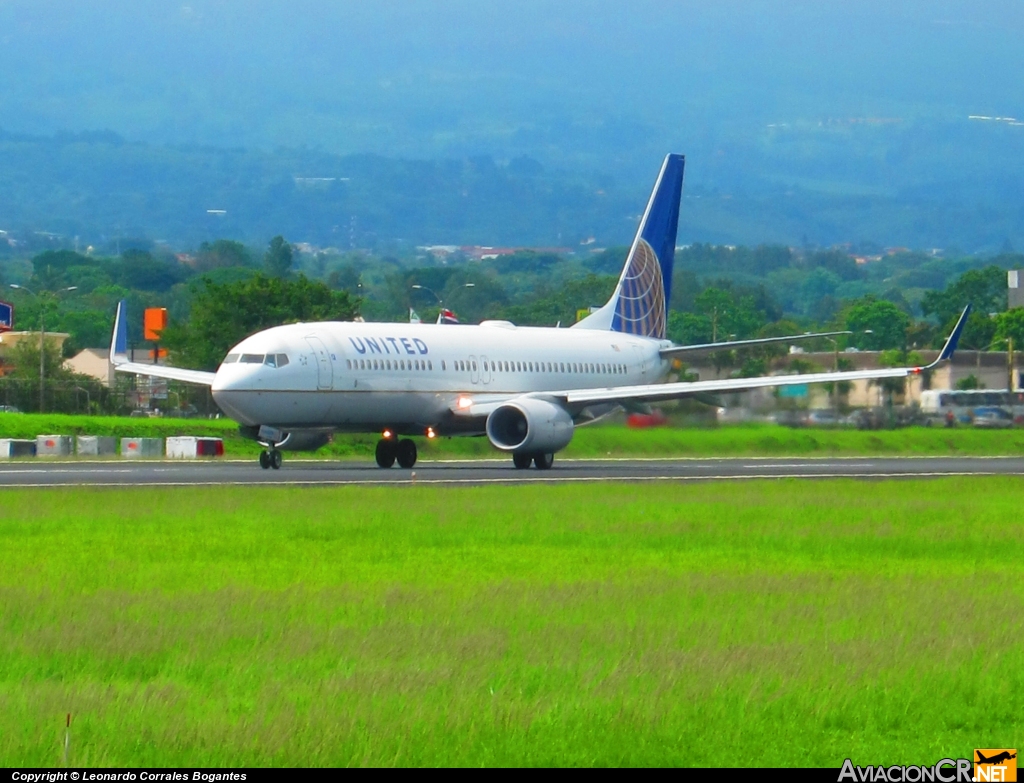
(513, 452, 554, 470)
(259, 448, 283, 470)
(376, 437, 417, 469)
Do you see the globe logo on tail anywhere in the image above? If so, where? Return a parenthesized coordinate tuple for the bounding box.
(611, 238, 667, 339)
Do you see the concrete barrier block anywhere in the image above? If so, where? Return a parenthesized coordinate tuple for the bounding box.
(77, 436, 118, 456)
(0, 439, 37, 458)
(36, 435, 73, 457)
(167, 436, 225, 458)
(121, 437, 163, 458)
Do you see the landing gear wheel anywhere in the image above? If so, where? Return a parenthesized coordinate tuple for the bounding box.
(375, 439, 397, 468)
(270, 449, 283, 470)
(396, 438, 418, 469)
(259, 450, 271, 470)
(512, 452, 532, 470)
(533, 452, 554, 470)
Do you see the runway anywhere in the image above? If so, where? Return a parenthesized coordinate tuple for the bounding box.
(1, 455, 1023, 487)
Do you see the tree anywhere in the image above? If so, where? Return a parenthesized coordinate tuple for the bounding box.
(667, 311, 712, 345)
(115, 249, 187, 291)
(263, 236, 293, 278)
(875, 349, 924, 401)
(196, 240, 252, 272)
(844, 298, 910, 350)
(160, 274, 360, 370)
(921, 266, 1007, 326)
(956, 311, 997, 351)
(994, 307, 1024, 347)
(693, 286, 766, 341)
(956, 374, 981, 390)
(1, 338, 104, 413)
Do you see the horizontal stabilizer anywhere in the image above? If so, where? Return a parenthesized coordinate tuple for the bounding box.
(661, 330, 852, 358)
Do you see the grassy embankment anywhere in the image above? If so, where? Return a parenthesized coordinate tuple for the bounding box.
(1, 479, 1021, 765)
(3, 412, 1024, 458)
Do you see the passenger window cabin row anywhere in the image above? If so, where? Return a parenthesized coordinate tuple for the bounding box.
(345, 357, 628, 375)
(225, 352, 630, 377)
(347, 358, 434, 372)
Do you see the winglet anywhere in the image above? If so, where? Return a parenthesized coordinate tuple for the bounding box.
(926, 304, 971, 369)
(109, 299, 128, 365)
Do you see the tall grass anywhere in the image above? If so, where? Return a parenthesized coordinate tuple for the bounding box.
(4, 412, 1024, 458)
(0, 479, 1020, 765)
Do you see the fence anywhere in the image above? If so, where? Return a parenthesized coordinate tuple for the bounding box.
(0, 377, 220, 417)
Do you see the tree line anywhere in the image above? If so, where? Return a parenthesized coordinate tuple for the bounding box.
(3, 237, 1024, 395)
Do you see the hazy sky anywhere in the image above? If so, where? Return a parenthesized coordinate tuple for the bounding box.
(2, 1, 1021, 157)
(1, 0, 1023, 249)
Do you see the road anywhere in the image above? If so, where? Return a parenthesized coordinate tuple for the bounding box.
(1, 456, 1023, 487)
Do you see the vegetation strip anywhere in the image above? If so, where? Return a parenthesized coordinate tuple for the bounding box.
(4, 412, 1024, 459)
(1, 479, 1020, 765)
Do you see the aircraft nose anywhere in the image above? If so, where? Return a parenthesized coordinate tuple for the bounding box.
(211, 364, 261, 392)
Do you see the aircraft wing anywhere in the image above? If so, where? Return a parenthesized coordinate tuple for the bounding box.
(108, 299, 216, 387)
(659, 330, 852, 358)
(564, 305, 970, 408)
(456, 305, 971, 417)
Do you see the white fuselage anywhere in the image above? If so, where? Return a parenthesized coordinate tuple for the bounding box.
(211, 320, 671, 435)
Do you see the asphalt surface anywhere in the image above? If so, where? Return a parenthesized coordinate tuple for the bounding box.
(1, 456, 1023, 487)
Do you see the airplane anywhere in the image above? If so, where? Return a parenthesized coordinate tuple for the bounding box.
(107, 153, 972, 471)
(976, 752, 1016, 765)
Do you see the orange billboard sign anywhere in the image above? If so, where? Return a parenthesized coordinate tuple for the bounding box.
(144, 308, 167, 341)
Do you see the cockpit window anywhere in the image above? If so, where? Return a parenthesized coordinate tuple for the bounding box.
(264, 354, 290, 368)
(223, 353, 239, 364)
(240, 354, 264, 363)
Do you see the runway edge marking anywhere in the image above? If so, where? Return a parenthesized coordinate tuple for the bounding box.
(0, 471, 1010, 489)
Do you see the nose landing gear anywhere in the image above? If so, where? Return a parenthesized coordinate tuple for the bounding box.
(259, 449, 283, 469)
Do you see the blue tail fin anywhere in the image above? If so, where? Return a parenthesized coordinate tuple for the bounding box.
(574, 154, 684, 339)
(109, 299, 128, 363)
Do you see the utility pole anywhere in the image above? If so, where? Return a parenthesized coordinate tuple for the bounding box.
(8, 284, 78, 413)
(1009, 336, 1015, 393)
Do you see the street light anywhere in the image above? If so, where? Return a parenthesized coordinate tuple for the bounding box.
(9, 284, 78, 413)
(821, 330, 872, 421)
(411, 283, 476, 323)
(411, 284, 442, 306)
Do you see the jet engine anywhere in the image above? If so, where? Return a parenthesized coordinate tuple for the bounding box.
(485, 398, 574, 454)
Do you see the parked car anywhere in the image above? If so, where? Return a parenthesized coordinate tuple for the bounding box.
(971, 406, 1014, 429)
(806, 410, 848, 427)
(0, 405, 21, 413)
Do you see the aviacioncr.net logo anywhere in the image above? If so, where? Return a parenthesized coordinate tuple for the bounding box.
(839, 758, 973, 782)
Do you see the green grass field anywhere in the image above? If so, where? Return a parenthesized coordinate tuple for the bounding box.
(1, 479, 1020, 766)
(4, 411, 1024, 458)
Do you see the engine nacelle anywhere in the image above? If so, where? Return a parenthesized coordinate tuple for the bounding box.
(239, 425, 331, 452)
(485, 398, 574, 454)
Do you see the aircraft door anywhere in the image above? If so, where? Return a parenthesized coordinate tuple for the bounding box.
(631, 344, 647, 382)
(479, 354, 492, 385)
(469, 354, 480, 384)
(305, 336, 334, 390)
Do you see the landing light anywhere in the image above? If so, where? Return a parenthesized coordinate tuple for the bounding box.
(457, 396, 473, 409)
(426, 427, 437, 439)
(382, 429, 393, 439)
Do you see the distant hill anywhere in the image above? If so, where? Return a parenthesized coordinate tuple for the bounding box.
(0, 129, 1022, 252)
(2, 2, 1024, 249)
